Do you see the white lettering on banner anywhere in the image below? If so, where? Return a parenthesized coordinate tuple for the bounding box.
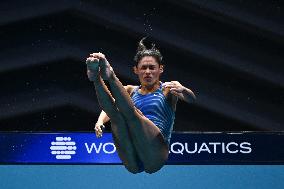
(103, 143, 116, 154)
(85, 143, 116, 154)
(198, 143, 211, 153)
(226, 142, 238, 153)
(169, 142, 252, 155)
(240, 142, 252, 153)
(209, 142, 221, 153)
(84, 142, 252, 155)
(185, 143, 198, 153)
(222, 143, 226, 153)
(171, 142, 184, 155)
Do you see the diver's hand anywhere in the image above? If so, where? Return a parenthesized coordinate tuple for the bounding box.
(94, 123, 105, 138)
(163, 81, 196, 103)
(163, 81, 185, 95)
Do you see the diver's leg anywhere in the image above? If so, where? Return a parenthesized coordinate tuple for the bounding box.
(100, 60, 169, 173)
(93, 76, 144, 173)
(87, 60, 143, 173)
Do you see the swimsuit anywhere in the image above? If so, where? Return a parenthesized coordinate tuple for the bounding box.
(131, 82, 175, 145)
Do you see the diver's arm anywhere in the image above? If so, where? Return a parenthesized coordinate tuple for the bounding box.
(163, 81, 196, 104)
(96, 110, 110, 125)
(94, 110, 110, 138)
(179, 87, 196, 103)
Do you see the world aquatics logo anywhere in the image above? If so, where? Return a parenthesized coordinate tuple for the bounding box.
(50, 137, 77, 160)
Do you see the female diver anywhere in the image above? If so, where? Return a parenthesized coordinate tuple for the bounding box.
(85, 38, 196, 174)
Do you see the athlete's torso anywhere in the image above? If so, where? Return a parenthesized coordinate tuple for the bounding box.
(130, 82, 176, 144)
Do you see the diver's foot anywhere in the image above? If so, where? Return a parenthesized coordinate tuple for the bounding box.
(99, 58, 115, 80)
(86, 57, 100, 81)
(86, 57, 100, 72)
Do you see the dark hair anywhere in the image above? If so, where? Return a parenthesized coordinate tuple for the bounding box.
(133, 37, 163, 66)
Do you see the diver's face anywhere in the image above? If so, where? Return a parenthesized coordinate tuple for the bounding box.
(134, 56, 163, 86)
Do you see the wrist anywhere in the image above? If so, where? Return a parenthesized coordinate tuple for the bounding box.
(96, 121, 104, 126)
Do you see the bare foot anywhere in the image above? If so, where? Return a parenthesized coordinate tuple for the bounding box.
(98, 56, 115, 81)
(86, 57, 100, 81)
(93, 53, 114, 80)
(88, 52, 115, 80)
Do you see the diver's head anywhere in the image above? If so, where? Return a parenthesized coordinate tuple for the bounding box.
(133, 37, 163, 66)
(133, 37, 164, 86)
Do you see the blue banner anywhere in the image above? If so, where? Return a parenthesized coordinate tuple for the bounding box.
(0, 132, 283, 164)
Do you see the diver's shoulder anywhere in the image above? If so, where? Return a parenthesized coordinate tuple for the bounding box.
(124, 85, 139, 94)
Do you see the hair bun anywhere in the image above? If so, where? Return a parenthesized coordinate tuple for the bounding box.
(134, 37, 163, 65)
(137, 37, 147, 52)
